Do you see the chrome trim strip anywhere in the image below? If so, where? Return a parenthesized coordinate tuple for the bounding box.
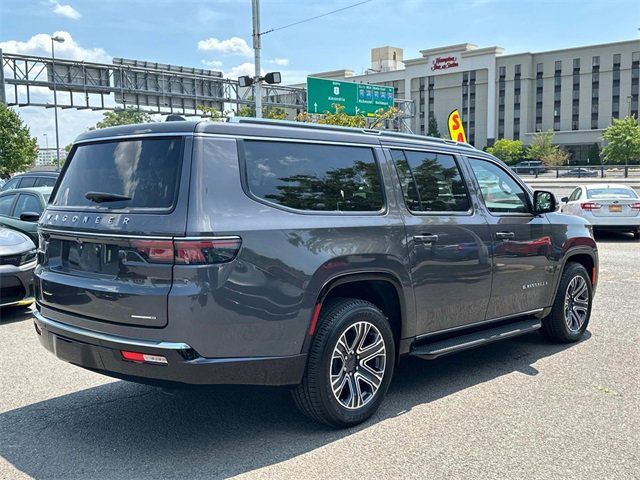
(194, 132, 380, 148)
(33, 310, 191, 350)
(39, 228, 174, 240)
(414, 308, 545, 341)
(73, 132, 193, 145)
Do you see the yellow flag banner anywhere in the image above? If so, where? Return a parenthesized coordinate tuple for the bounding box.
(447, 109, 467, 143)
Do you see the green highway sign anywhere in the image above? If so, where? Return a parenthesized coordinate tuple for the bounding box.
(306, 77, 394, 117)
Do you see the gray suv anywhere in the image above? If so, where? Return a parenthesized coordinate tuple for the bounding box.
(33, 119, 598, 427)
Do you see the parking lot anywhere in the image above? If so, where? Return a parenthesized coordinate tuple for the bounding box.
(1, 231, 638, 480)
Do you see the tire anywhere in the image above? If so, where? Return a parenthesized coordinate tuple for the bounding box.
(292, 298, 395, 428)
(633, 230, 640, 240)
(541, 262, 593, 343)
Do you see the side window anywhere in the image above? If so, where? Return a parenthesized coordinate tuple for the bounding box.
(35, 176, 56, 187)
(0, 177, 20, 192)
(469, 158, 530, 214)
(575, 189, 583, 200)
(391, 149, 470, 212)
(568, 188, 580, 201)
(0, 194, 17, 216)
(19, 177, 37, 188)
(243, 140, 384, 212)
(14, 194, 43, 218)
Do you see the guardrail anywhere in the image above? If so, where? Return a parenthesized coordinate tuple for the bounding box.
(513, 165, 640, 179)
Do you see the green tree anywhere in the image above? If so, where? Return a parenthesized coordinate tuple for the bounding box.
(587, 143, 601, 165)
(91, 108, 152, 130)
(601, 115, 640, 165)
(427, 116, 441, 138)
(236, 105, 254, 117)
(0, 104, 38, 175)
(527, 130, 569, 166)
(486, 138, 524, 165)
(296, 104, 366, 127)
(265, 107, 287, 120)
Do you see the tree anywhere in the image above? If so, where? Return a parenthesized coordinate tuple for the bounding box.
(587, 143, 601, 165)
(0, 103, 38, 175)
(527, 130, 569, 166)
(296, 104, 366, 127)
(91, 108, 152, 130)
(486, 138, 524, 165)
(427, 116, 441, 138)
(265, 107, 287, 120)
(601, 115, 640, 165)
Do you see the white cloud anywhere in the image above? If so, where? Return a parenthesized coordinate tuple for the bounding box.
(224, 62, 260, 79)
(197, 36, 252, 57)
(201, 59, 223, 70)
(269, 58, 290, 66)
(0, 31, 110, 63)
(50, 1, 81, 20)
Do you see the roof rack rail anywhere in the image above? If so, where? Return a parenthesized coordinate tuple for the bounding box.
(228, 117, 477, 150)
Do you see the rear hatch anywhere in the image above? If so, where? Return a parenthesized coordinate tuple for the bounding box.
(36, 135, 192, 327)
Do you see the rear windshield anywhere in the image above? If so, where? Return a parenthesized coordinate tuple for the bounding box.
(52, 137, 183, 210)
(587, 188, 638, 199)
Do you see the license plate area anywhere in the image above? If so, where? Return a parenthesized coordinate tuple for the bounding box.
(608, 205, 622, 213)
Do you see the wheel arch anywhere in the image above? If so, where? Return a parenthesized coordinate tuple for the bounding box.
(552, 247, 598, 302)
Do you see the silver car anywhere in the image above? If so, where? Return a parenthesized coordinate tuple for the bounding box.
(0, 227, 36, 308)
(560, 184, 640, 239)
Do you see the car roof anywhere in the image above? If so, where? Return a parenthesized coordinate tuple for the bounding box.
(584, 184, 634, 190)
(14, 171, 59, 177)
(73, 118, 484, 157)
(0, 186, 53, 196)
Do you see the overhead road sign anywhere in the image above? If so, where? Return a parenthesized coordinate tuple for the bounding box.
(306, 76, 394, 117)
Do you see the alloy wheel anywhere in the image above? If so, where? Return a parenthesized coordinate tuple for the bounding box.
(330, 321, 386, 410)
(564, 275, 589, 332)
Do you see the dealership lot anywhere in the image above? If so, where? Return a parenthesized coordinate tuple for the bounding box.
(0, 232, 638, 480)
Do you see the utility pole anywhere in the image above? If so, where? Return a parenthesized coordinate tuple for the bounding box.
(252, 0, 262, 118)
(51, 35, 65, 172)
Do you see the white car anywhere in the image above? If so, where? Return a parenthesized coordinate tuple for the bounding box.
(560, 184, 640, 239)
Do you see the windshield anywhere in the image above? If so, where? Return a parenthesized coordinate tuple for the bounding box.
(52, 137, 183, 210)
(587, 188, 638, 199)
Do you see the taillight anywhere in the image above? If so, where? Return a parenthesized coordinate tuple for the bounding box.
(580, 202, 601, 211)
(631, 203, 640, 210)
(130, 240, 174, 263)
(174, 238, 241, 265)
(129, 237, 241, 265)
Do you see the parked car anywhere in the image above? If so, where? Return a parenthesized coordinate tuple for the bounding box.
(560, 184, 640, 239)
(559, 168, 599, 178)
(0, 187, 52, 245)
(0, 227, 36, 309)
(0, 171, 58, 192)
(33, 119, 598, 427)
(511, 160, 547, 175)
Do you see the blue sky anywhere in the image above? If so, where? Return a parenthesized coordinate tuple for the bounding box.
(1, 0, 639, 146)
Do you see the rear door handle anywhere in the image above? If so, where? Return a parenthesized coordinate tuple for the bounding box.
(495, 231, 515, 240)
(414, 234, 439, 243)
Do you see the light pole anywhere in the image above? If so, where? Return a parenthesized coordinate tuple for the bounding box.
(43, 133, 48, 149)
(51, 35, 64, 171)
(251, 0, 262, 117)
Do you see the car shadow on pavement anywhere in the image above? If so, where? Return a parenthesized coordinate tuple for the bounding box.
(0, 305, 34, 325)
(0, 331, 587, 479)
(593, 230, 638, 243)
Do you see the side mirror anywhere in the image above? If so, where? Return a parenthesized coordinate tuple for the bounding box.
(533, 191, 556, 215)
(560, 196, 569, 203)
(20, 211, 41, 222)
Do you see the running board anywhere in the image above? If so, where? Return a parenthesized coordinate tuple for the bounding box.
(409, 318, 542, 360)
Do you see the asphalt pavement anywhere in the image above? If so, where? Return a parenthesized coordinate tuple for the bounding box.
(1, 232, 639, 480)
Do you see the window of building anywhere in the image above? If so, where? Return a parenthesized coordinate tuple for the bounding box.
(555, 60, 562, 73)
(592, 56, 600, 68)
(242, 141, 384, 212)
(632, 52, 639, 118)
(612, 53, 621, 119)
(469, 158, 529, 214)
(391, 150, 471, 213)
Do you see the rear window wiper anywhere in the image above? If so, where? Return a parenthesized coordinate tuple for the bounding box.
(85, 191, 132, 203)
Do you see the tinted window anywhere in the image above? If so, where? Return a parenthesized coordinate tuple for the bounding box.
(568, 188, 581, 201)
(0, 177, 19, 192)
(469, 158, 530, 214)
(391, 149, 470, 212)
(243, 141, 383, 212)
(0, 194, 17, 216)
(52, 138, 183, 210)
(35, 176, 57, 187)
(587, 188, 638, 199)
(14, 194, 43, 217)
(19, 177, 37, 188)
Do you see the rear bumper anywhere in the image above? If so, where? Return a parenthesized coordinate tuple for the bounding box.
(0, 260, 35, 307)
(33, 309, 306, 387)
(582, 212, 640, 229)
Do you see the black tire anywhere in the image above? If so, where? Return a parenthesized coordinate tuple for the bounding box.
(633, 230, 640, 240)
(292, 298, 395, 428)
(541, 262, 593, 343)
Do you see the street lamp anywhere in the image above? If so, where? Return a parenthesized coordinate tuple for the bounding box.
(51, 35, 64, 171)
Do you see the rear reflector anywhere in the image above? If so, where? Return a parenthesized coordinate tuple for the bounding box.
(129, 237, 241, 265)
(580, 202, 601, 211)
(308, 303, 323, 336)
(121, 350, 168, 365)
